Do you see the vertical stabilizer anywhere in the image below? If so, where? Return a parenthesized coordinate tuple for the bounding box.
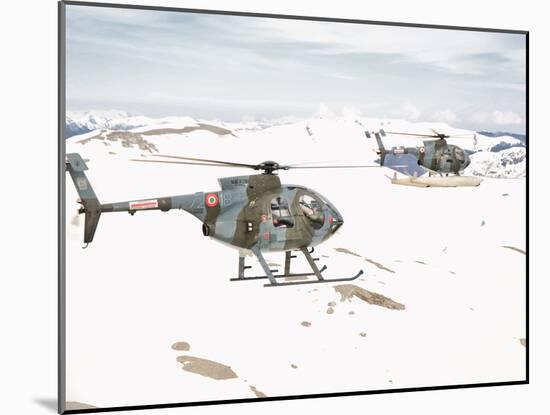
(66, 153, 101, 244)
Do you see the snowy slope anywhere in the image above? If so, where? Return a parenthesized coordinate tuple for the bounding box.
(66, 111, 526, 178)
(63, 112, 526, 409)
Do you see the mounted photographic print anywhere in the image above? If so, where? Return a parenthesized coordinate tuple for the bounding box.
(58, 1, 528, 413)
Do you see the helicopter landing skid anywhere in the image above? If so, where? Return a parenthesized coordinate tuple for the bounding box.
(230, 247, 363, 287)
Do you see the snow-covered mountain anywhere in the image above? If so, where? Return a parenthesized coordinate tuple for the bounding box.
(65, 110, 526, 178)
(465, 147, 526, 178)
(63, 110, 526, 408)
(66, 110, 201, 137)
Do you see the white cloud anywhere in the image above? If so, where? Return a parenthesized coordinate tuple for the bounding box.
(433, 110, 458, 124)
(239, 17, 525, 77)
(471, 110, 522, 126)
(492, 111, 522, 125)
(341, 106, 362, 119)
(401, 103, 421, 121)
(330, 73, 357, 81)
(318, 102, 335, 119)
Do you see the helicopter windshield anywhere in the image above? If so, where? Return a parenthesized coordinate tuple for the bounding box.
(271, 197, 294, 228)
(299, 194, 325, 230)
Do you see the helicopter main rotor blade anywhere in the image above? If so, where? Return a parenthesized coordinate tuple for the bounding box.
(288, 165, 380, 169)
(444, 134, 477, 139)
(385, 131, 475, 140)
(130, 159, 248, 168)
(149, 154, 258, 169)
(384, 131, 439, 138)
(286, 160, 347, 167)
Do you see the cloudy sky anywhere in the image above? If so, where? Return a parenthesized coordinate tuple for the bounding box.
(66, 5, 527, 133)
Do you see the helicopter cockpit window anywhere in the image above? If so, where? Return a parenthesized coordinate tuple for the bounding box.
(271, 197, 294, 228)
(454, 147, 465, 161)
(299, 194, 325, 230)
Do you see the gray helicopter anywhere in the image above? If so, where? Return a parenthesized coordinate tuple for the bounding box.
(66, 153, 375, 287)
(365, 129, 482, 187)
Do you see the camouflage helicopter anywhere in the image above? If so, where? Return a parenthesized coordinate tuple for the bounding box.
(365, 129, 482, 187)
(66, 153, 372, 287)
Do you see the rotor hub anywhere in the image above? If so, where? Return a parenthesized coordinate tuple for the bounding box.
(258, 160, 282, 174)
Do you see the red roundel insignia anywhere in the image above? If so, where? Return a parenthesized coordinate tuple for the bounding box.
(205, 193, 219, 207)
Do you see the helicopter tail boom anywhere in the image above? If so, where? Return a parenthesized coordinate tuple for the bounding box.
(66, 153, 208, 245)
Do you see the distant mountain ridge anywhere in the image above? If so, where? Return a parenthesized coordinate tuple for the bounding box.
(65, 110, 526, 178)
(478, 131, 526, 144)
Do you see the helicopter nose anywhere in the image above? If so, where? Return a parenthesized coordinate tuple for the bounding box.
(329, 211, 344, 233)
(463, 154, 471, 169)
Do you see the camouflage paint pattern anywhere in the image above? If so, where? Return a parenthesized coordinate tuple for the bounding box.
(371, 132, 471, 175)
(66, 153, 344, 252)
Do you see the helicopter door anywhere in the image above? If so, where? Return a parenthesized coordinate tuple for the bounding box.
(299, 194, 325, 232)
(271, 197, 294, 229)
(263, 196, 294, 248)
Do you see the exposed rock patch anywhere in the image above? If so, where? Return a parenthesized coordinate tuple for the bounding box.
(519, 338, 526, 347)
(334, 284, 405, 310)
(326, 307, 334, 314)
(301, 321, 311, 327)
(291, 364, 298, 369)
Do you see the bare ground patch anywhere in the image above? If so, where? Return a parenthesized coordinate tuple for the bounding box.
(176, 356, 237, 380)
(171, 341, 190, 351)
(76, 130, 159, 152)
(249, 385, 267, 397)
(334, 247, 362, 257)
(334, 284, 405, 310)
(141, 123, 235, 137)
(365, 258, 395, 273)
(284, 275, 309, 282)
